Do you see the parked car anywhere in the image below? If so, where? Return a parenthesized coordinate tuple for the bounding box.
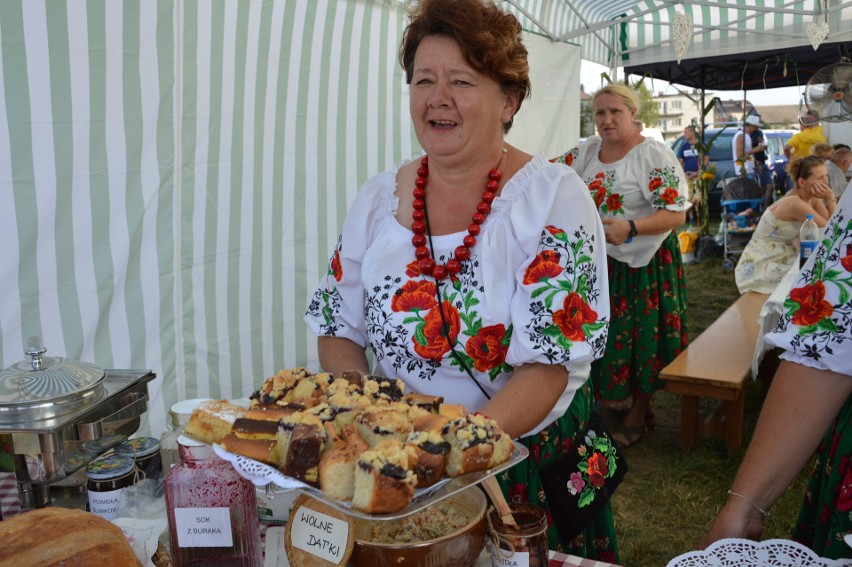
(671, 127, 738, 216)
(764, 129, 796, 192)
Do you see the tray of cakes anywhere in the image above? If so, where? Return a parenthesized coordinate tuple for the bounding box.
(183, 367, 528, 520)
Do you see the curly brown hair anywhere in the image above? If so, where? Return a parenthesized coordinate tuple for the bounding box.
(787, 155, 825, 182)
(399, 0, 531, 133)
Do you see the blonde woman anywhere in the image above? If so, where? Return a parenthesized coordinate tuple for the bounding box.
(735, 156, 837, 294)
(553, 83, 689, 447)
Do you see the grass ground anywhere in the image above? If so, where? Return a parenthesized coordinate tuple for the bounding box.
(605, 254, 811, 566)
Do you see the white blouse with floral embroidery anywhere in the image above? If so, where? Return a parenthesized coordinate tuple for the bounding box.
(765, 188, 852, 375)
(305, 154, 610, 437)
(555, 136, 688, 268)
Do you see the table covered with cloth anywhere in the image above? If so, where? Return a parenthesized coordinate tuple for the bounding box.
(750, 262, 800, 378)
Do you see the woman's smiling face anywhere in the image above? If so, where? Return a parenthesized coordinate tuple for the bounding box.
(593, 92, 637, 145)
(409, 35, 517, 162)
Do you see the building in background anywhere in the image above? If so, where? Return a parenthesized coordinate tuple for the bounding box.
(648, 90, 800, 141)
(651, 91, 702, 141)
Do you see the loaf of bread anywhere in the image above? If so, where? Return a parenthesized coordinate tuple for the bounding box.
(352, 440, 416, 514)
(0, 507, 142, 566)
(183, 399, 247, 445)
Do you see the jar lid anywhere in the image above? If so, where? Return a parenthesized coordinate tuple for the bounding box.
(82, 434, 127, 455)
(0, 336, 106, 424)
(115, 437, 160, 458)
(86, 454, 135, 480)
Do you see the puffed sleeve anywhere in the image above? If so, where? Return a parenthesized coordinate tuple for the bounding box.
(764, 189, 852, 375)
(304, 171, 394, 347)
(638, 140, 688, 211)
(500, 162, 610, 377)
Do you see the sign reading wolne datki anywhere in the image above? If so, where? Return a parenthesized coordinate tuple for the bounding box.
(284, 494, 354, 566)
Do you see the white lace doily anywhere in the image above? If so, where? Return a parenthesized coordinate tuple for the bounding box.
(213, 440, 528, 521)
(667, 538, 851, 567)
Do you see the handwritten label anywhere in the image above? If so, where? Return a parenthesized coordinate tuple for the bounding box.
(174, 507, 234, 548)
(491, 550, 530, 567)
(88, 488, 123, 521)
(290, 506, 349, 563)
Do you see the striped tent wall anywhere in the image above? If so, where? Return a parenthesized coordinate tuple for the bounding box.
(0, 0, 418, 436)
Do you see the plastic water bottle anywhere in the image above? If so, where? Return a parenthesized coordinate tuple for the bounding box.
(799, 214, 819, 268)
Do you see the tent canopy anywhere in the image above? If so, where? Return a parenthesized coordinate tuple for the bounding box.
(504, 0, 852, 75)
(624, 40, 852, 91)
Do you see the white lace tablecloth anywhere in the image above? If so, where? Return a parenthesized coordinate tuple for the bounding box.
(667, 538, 852, 567)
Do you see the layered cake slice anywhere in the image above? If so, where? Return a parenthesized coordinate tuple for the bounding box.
(183, 400, 247, 445)
(442, 414, 513, 477)
(404, 429, 450, 487)
(352, 440, 416, 514)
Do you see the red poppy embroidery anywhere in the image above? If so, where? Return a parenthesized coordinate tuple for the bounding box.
(790, 280, 834, 327)
(649, 177, 663, 191)
(552, 292, 599, 342)
(413, 301, 459, 362)
(523, 251, 563, 284)
(660, 187, 679, 205)
(465, 324, 509, 372)
(606, 193, 622, 212)
(330, 251, 343, 281)
(545, 226, 564, 236)
(392, 280, 438, 312)
(405, 260, 422, 278)
(841, 248, 852, 272)
(587, 451, 609, 488)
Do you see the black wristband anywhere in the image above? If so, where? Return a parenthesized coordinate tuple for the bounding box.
(628, 220, 638, 238)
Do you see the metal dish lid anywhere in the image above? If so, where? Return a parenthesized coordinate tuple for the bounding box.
(0, 336, 106, 424)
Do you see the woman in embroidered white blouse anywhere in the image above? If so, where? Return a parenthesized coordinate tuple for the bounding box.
(554, 83, 690, 448)
(305, 0, 620, 559)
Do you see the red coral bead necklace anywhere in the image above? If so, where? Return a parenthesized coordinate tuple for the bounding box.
(411, 155, 502, 281)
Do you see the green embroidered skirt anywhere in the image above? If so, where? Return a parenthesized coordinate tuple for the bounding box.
(793, 394, 852, 559)
(590, 231, 689, 401)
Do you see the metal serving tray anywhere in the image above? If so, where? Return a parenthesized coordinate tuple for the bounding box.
(213, 440, 528, 520)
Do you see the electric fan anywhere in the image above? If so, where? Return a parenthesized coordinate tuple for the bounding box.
(804, 61, 852, 122)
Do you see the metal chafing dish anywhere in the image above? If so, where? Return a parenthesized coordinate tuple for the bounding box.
(0, 337, 155, 514)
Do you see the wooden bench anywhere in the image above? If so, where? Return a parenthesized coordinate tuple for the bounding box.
(660, 291, 769, 454)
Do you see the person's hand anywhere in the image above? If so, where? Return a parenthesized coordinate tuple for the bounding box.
(602, 217, 631, 245)
(700, 499, 766, 549)
(809, 180, 834, 202)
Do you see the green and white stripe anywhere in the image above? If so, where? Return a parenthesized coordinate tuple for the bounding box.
(0, 0, 417, 435)
(503, 1, 852, 68)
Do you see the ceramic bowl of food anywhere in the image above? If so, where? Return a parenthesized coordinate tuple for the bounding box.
(349, 486, 487, 567)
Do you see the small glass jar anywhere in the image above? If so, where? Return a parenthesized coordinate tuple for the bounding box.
(164, 435, 262, 567)
(115, 436, 162, 480)
(86, 454, 136, 521)
(160, 398, 210, 471)
(488, 502, 549, 567)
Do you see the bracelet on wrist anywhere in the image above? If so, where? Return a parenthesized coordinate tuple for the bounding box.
(628, 220, 638, 239)
(727, 490, 771, 519)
